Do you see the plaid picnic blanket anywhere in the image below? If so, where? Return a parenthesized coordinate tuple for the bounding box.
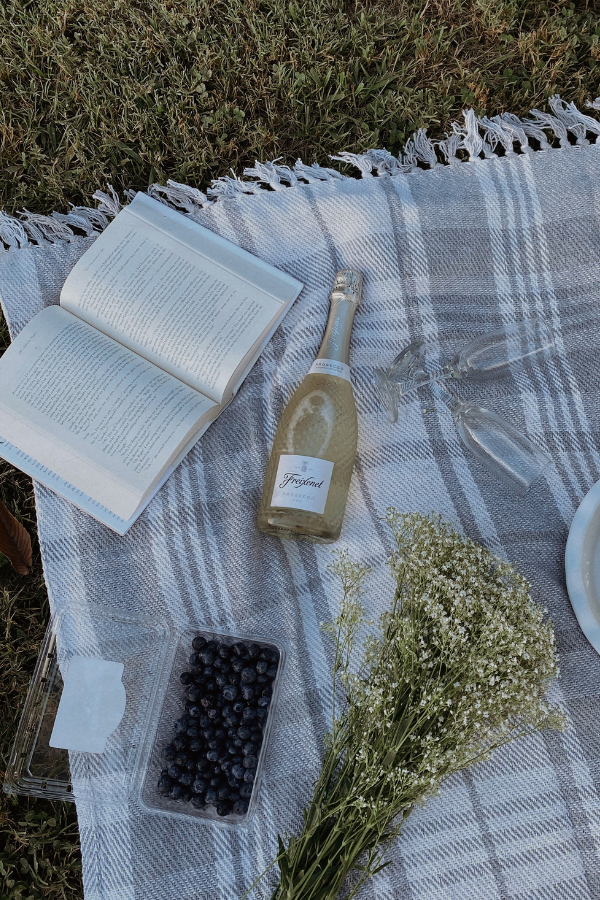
(3, 100, 600, 900)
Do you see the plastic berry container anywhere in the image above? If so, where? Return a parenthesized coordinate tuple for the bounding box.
(4, 604, 286, 829)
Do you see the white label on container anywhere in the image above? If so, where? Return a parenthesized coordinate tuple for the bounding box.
(271, 454, 334, 514)
(308, 359, 351, 382)
(49, 656, 126, 754)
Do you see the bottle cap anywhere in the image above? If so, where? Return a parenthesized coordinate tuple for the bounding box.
(329, 269, 363, 306)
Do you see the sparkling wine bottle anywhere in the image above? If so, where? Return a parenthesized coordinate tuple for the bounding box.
(257, 269, 362, 543)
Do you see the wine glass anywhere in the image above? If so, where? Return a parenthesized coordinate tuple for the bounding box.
(373, 318, 555, 423)
(431, 382, 551, 496)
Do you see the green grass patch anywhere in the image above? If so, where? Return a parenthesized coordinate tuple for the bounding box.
(1, 0, 600, 896)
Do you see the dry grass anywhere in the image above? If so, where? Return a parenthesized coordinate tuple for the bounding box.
(1, 0, 599, 895)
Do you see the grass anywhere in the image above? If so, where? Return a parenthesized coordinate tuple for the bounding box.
(0, 0, 599, 896)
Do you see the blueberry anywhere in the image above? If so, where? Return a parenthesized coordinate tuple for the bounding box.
(161, 744, 176, 761)
(157, 775, 172, 795)
(201, 726, 214, 740)
(189, 739, 203, 753)
(230, 658, 244, 673)
(256, 674, 269, 685)
(215, 728, 226, 741)
(241, 685, 254, 701)
(242, 707, 256, 722)
(237, 726, 251, 740)
(203, 664, 214, 678)
(182, 789, 193, 802)
(248, 643, 261, 659)
(179, 772, 194, 787)
(221, 760, 233, 775)
(224, 715, 239, 728)
(240, 667, 256, 684)
(209, 778, 221, 789)
(240, 783, 253, 799)
(219, 644, 230, 659)
(195, 758, 210, 773)
(170, 784, 184, 800)
(188, 705, 202, 718)
(212, 763, 222, 776)
(168, 764, 182, 779)
(205, 788, 218, 804)
(227, 775, 238, 788)
(256, 707, 268, 721)
(242, 742, 257, 757)
(189, 652, 200, 666)
(192, 635, 207, 651)
(199, 696, 212, 709)
(232, 700, 245, 715)
(243, 755, 258, 769)
(222, 685, 237, 701)
(193, 777, 208, 793)
(244, 769, 255, 784)
(199, 650, 214, 665)
(232, 799, 249, 815)
(187, 726, 200, 738)
(217, 785, 230, 800)
(231, 754, 243, 765)
(232, 642, 245, 657)
(191, 793, 206, 809)
(216, 802, 231, 817)
(267, 665, 278, 679)
(215, 672, 227, 687)
(256, 660, 268, 675)
(227, 673, 239, 685)
(173, 735, 187, 751)
(227, 745, 238, 756)
(208, 739, 221, 751)
(175, 715, 190, 733)
(174, 751, 189, 766)
(231, 764, 245, 780)
(251, 729, 262, 743)
(186, 686, 201, 702)
(258, 696, 271, 709)
(207, 750, 219, 762)
(186, 760, 197, 773)
(262, 684, 273, 697)
(180, 671, 193, 685)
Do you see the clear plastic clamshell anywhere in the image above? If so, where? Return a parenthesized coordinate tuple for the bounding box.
(4, 604, 285, 828)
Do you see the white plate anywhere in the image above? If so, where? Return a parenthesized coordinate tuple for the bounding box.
(565, 479, 600, 655)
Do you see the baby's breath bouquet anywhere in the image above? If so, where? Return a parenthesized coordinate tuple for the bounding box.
(248, 511, 566, 900)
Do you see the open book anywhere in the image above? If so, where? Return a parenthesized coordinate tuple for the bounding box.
(0, 193, 303, 534)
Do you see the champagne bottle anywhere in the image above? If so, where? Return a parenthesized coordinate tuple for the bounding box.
(257, 269, 362, 543)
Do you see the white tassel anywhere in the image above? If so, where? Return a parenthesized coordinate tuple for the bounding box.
(68, 205, 110, 232)
(0, 212, 29, 249)
(292, 160, 346, 182)
(550, 95, 600, 144)
(438, 132, 462, 166)
(526, 109, 570, 148)
(519, 119, 553, 151)
(404, 129, 438, 168)
(496, 113, 533, 154)
(243, 160, 287, 190)
(587, 97, 600, 111)
(478, 116, 515, 157)
(548, 95, 589, 145)
(92, 185, 121, 217)
(20, 211, 75, 243)
(362, 149, 407, 176)
(459, 110, 484, 161)
(329, 152, 374, 177)
(208, 173, 262, 199)
(147, 180, 210, 212)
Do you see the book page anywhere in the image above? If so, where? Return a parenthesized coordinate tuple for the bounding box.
(0, 306, 217, 520)
(60, 193, 302, 404)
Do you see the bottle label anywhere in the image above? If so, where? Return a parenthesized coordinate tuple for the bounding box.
(308, 359, 351, 382)
(270, 454, 334, 515)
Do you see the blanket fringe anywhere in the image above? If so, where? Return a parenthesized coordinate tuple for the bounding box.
(3, 95, 600, 251)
